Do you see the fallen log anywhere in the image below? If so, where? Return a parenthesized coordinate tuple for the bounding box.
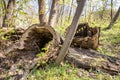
(0, 24, 61, 78)
(66, 47, 120, 75)
(5, 24, 61, 53)
(1, 23, 120, 77)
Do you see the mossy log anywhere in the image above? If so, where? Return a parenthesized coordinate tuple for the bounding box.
(66, 48, 120, 75)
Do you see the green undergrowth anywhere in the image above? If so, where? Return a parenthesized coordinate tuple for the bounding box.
(98, 22, 120, 57)
(0, 28, 15, 40)
(1, 20, 120, 80)
(27, 62, 120, 80)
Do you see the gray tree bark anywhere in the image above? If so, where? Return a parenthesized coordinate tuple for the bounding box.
(48, 0, 58, 27)
(55, 0, 86, 64)
(111, 0, 113, 20)
(68, 0, 73, 22)
(38, 0, 46, 25)
(2, 0, 15, 27)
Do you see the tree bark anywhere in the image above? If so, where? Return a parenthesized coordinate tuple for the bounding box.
(111, 0, 113, 20)
(67, 48, 120, 75)
(68, 0, 73, 22)
(48, 0, 58, 27)
(38, 0, 46, 25)
(55, 0, 86, 64)
(2, 0, 15, 27)
(105, 6, 120, 30)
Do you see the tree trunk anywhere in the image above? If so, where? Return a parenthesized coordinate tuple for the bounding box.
(105, 6, 120, 30)
(38, 0, 46, 25)
(48, 0, 58, 27)
(0, 0, 7, 27)
(101, 0, 108, 19)
(67, 48, 120, 75)
(68, 0, 73, 22)
(55, 0, 86, 64)
(111, 0, 113, 20)
(2, 0, 15, 27)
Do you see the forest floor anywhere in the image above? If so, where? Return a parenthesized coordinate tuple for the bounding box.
(0, 22, 120, 80)
(26, 22, 120, 80)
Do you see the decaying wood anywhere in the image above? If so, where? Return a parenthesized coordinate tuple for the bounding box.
(66, 23, 100, 50)
(66, 48, 120, 75)
(5, 24, 61, 53)
(0, 24, 62, 79)
(1, 22, 120, 78)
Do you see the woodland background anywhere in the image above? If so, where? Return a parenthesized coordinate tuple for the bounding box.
(0, 0, 120, 80)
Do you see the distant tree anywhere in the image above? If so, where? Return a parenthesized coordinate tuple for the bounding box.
(105, 6, 120, 30)
(38, 0, 46, 25)
(48, 0, 58, 27)
(59, 0, 65, 26)
(0, 0, 6, 27)
(101, 0, 108, 19)
(2, 0, 15, 27)
(68, 0, 73, 22)
(111, 0, 113, 20)
(55, 0, 86, 64)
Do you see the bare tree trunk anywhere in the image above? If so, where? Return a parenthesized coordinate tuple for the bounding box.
(68, 0, 73, 22)
(60, 4, 64, 26)
(48, 0, 58, 27)
(56, 5, 62, 26)
(2, 0, 15, 27)
(101, 0, 108, 19)
(55, 0, 86, 64)
(38, 0, 46, 25)
(111, 0, 113, 20)
(105, 6, 120, 30)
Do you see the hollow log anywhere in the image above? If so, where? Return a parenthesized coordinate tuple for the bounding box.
(1, 23, 120, 77)
(0, 24, 61, 78)
(5, 24, 61, 53)
(66, 48, 120, 75)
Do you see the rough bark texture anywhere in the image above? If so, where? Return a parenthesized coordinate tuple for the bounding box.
(2, 0, 15, 27)
(48, 0, 58, 27)
(38, 0, 46, 25)
(105, 6, 120, 30)
(67, 48, 120, 75)
(56, 0, 86, 64)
